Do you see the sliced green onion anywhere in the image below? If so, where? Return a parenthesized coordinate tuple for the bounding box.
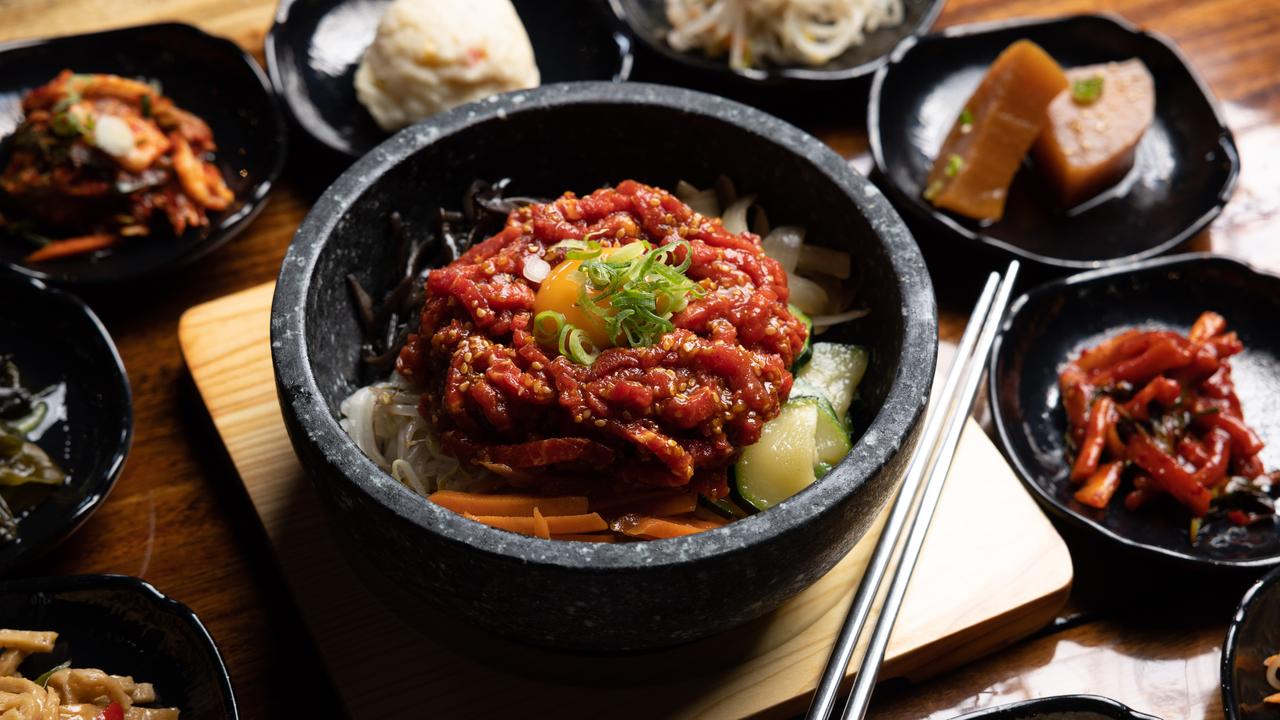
(1071, 76, 1104, 105)
(533, 310, 565, 346)
(566, 328, 600, 365)
(959, 108, 974, 129)
(945, 154, 964, 178)
(34, 660, 70, 687)
(566, 240, 603, 260)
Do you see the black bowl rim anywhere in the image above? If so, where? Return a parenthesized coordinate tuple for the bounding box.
(265, 0, 639, 160)
(0, 573, 239, 719)
(867, 12, 1241, 271)
(0, 21, 289, 287)
(988, 252, 1280, 571)
(272, 80, 936, 571)
(1221, 565, 1280, 719)
(950, 694, 1160, 719)
(0, 273, 132, 573)
(606, 0, 947, 84)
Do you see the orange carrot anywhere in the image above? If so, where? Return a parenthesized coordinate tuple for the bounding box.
(589, 490, 681, 513)
(25, 233, 118, 263)
(463, 512, 608, 536)
(622, 492, 698, 518)
(430, 490, 588, 517)
(552, 534, 616, 543)
(618, 516, 707, 540)
(531, 507, 550, 539)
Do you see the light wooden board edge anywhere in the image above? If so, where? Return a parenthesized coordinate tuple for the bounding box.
(178, 282, 1073, 720)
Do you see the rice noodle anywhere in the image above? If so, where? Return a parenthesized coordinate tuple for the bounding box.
(665, 0, 905, 70)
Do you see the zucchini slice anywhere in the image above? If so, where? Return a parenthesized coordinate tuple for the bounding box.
(735, 401, 818, 510)
(789, 303, 813, 370)
(793, 343, 868, 420)
(792, 396, 853, 465)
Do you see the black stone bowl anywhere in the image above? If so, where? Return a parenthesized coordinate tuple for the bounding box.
(265, 0, 635, 163)
(271, 82, 936, 651)
(1223, 566, 1280, 719)
(949, 695, 1160, 720)
(0, 574, 237, 719)
(0, 274, 131, 574)
(0, 22, 287, 286)
(607, 0, 945, 88)
(990, 254, 1280, 581)
(869, 14, 1239, 273)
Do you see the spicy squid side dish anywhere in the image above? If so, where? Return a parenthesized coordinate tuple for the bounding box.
(0, 71, 233, 263)
(1060, 312, 1279, 540)
(341, 178, 869, 542)
(0, 629, 179, 719)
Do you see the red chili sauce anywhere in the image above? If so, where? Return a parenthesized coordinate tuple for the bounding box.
(397, 180, 808, 497)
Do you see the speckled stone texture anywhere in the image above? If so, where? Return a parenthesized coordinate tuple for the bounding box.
(271, 82, 936, 651)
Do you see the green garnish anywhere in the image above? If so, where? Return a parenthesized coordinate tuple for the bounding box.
(33, 661, 70, 687)
(141, 93, 153, 118)
(48, 110, 88, 138)
(944, 154, 964, 177)
(958, 108, 974, 130)
(1071, 76, 1104, 105)
(577, 239, 703, 350)
(923, 178, 946, 202)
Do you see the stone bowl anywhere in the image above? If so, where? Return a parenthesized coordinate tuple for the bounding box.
(271, 82, 936, 651)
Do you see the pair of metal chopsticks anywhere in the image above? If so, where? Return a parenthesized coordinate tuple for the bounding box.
(806, 260, 1021, 720)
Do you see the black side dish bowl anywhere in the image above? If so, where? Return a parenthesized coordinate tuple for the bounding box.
(869, 14, 1239, 272)
(1223, 566, 1280, 719)
(0, 275, 131, 573)
(608, 0, 945, 87)
(0, 22, 287, 285)
(948, 694, 1160, 720)
(266, 0, 635, 162)
(272, 82, 936, 651)
(0, 574, 237, 719)
(990, 254, 1280, 576)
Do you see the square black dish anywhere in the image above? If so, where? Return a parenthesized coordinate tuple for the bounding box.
(607, 0, 945, 86)
(265, 0, 635, 161)
(1223, 566, 1280, 719)
(0, 574, 237, 719)
(0, 23, 287, 285)
(989, 254, 1280, 574)
(0, 274, 131, 574)
(869, 14, 1239, 272)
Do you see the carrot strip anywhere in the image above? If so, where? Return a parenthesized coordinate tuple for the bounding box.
(589, 490, 682, 513)
(463, 512, 607, 536)
(24, 233, 118, 263)
(430, 490, 588, 517)
(1074, 462, 1123, 509)
(620, 492, 697, 518)
(532, 507, 550, 540)
(552, 534, 616, 543)
(618, 516, 707, 539)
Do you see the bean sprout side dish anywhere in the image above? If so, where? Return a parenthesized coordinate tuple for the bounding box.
(341, 178, 869, 541)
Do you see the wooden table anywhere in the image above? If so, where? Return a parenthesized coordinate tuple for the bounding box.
(1, 0, 1276, 717)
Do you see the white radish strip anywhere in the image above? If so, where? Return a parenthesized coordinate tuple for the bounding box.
(812, 308, 871, 328)
(797, 244, 852, 279)
(787, 272, 829, 316)
(722, 195, 756, 234)
(762, 225, 805, 273)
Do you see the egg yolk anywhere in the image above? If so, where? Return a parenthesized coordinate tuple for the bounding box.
(532, 248, 618, 350)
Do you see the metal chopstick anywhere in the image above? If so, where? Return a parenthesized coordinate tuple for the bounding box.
(806, 260, 1020, 720)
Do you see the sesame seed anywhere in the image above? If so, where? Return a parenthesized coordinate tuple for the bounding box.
(594, 419, 607, 427)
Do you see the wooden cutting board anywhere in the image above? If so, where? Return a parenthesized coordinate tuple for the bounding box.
(178, 282, 1072, 720)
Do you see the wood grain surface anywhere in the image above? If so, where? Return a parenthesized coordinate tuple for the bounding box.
(177, 283, 1070, 720)
(1, 0, 1277, 718)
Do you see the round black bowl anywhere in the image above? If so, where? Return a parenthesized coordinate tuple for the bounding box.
(950, 695, 1160, 720)
(869, 14, 1239, 272)
(271, 81, 936, 651)
(266, 0, 635, 162)
(0, 22, 288, 285)
(990, 254, 1280, 578)
(1223, 566, 1280, 720)
(0, 274, 131, 573)
(0, 574, 237, 719)
(608, 0, 945, 87)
